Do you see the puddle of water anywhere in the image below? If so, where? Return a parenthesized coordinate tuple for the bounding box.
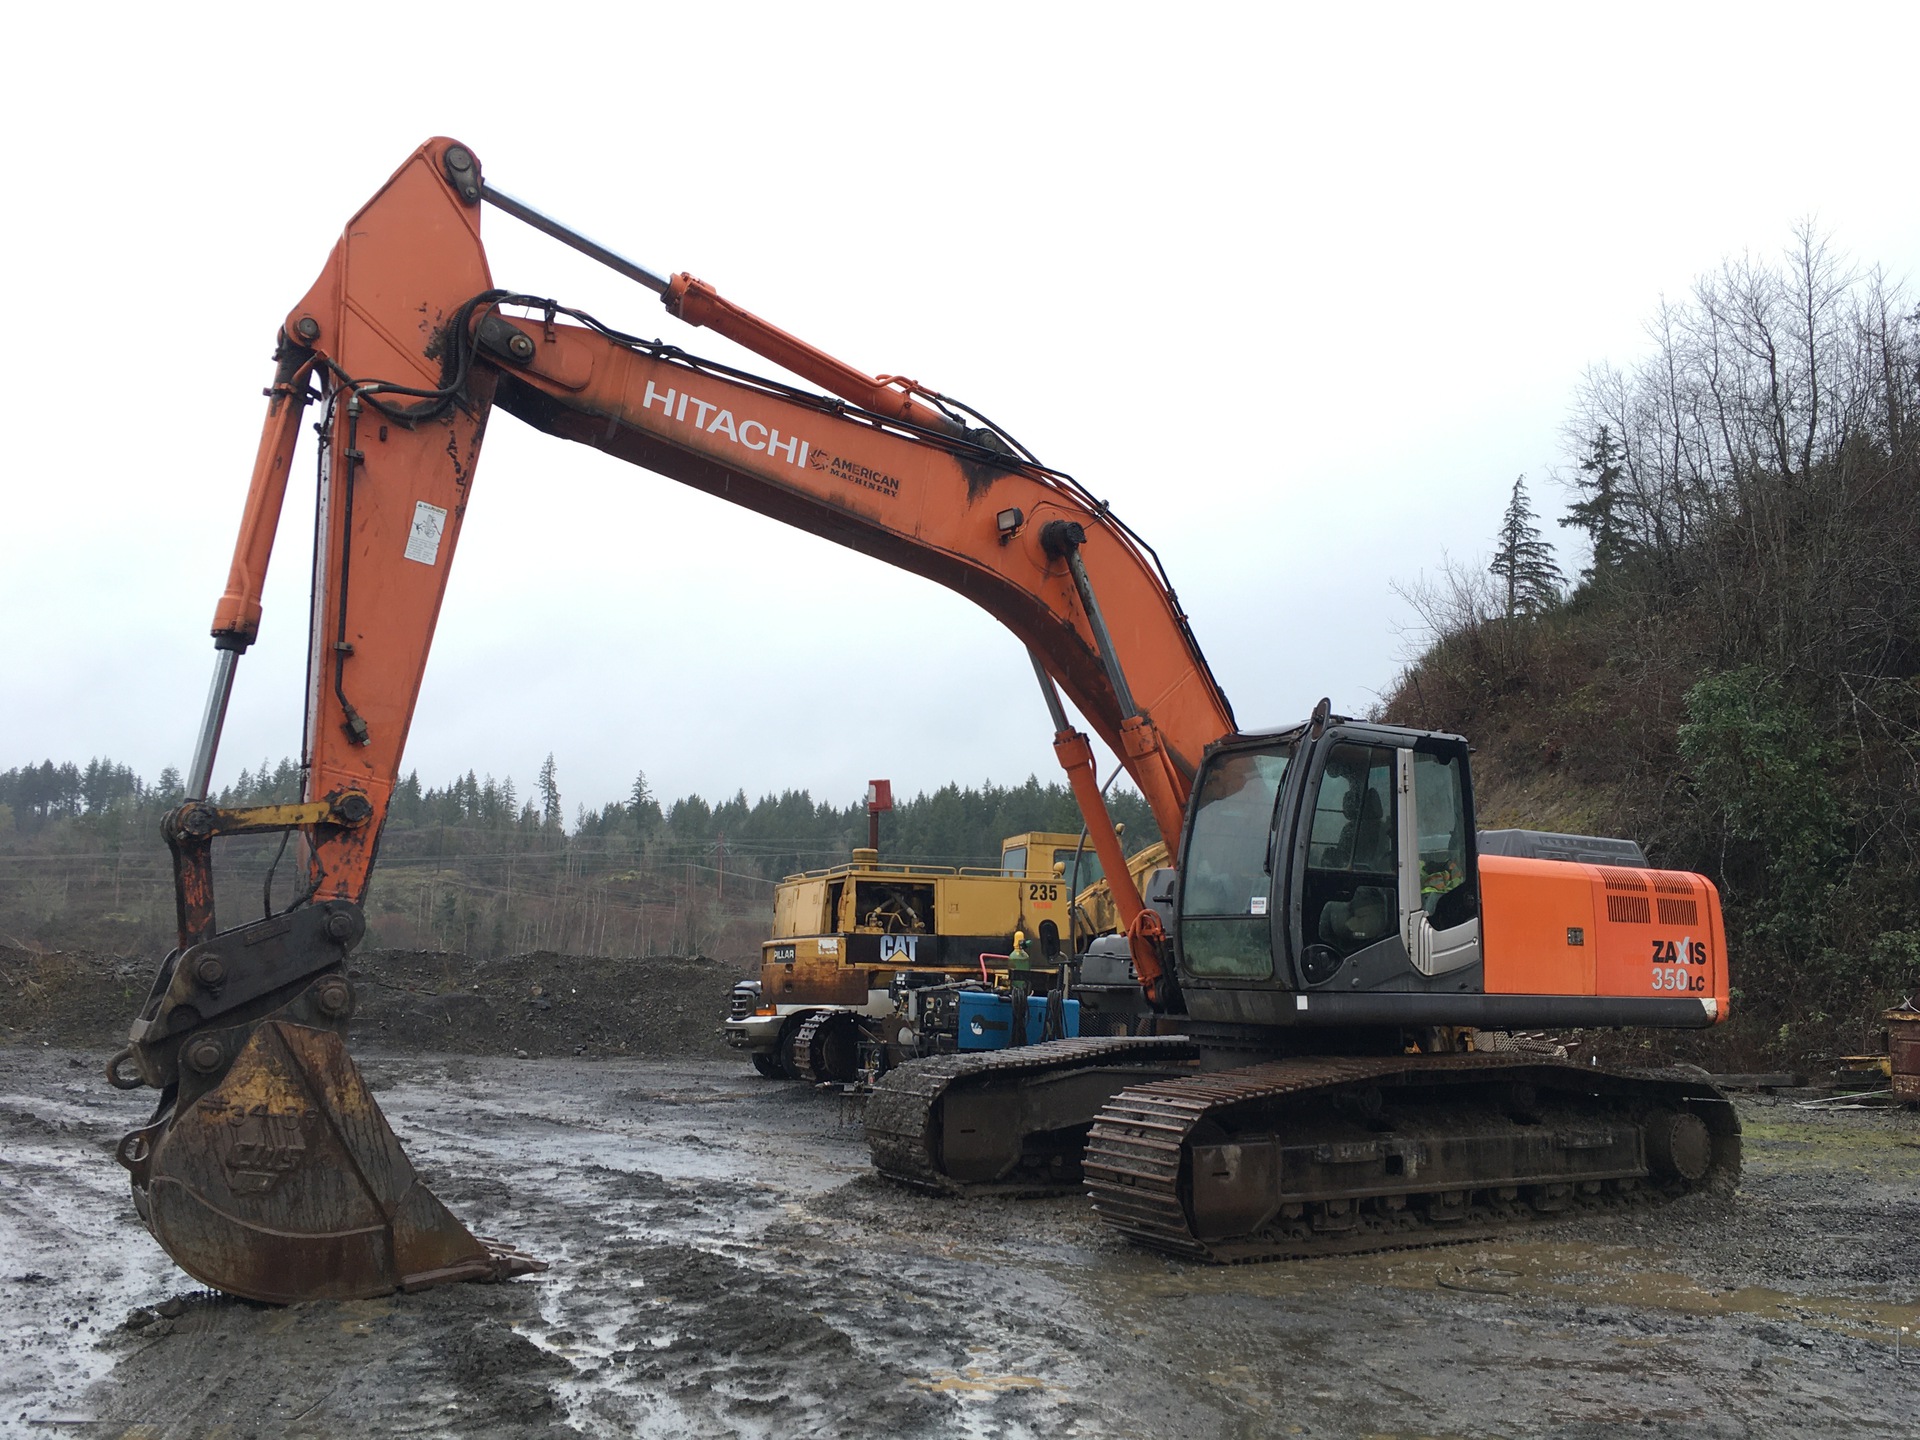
(510, 1242, 692, 1440)
(0, 1137, 183, 1423)
(911, 1369, 1068, 1440)
(382, 1074, 867, 1200)
(914, 1368, 1048, 1393)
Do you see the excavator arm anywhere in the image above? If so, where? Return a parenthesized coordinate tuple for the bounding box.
(115, 137, 1237, 1302)
(207, 137, 1233, 920)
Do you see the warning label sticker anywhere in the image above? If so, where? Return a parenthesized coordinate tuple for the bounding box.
(404, 501, 448, 566)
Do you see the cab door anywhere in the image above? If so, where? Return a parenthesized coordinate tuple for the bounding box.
(1394, 745, 1481, 977)
(1282, 730, 1483, 991)
(1289, 739, 1403, 985)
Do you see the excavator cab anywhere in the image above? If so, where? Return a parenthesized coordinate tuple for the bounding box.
(1173, 719, 1487, 1024)
(1173, 715, 1730, 1037)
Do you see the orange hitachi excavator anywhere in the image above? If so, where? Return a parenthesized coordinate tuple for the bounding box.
(112, 138, 1736, 1302)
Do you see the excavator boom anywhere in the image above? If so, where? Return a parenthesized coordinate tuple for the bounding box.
(117, 137, 1236, 1301)
(200, 138, 1232, 906)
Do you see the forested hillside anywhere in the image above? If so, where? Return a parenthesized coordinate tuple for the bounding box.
(0, 756, 1157, 962)
(1386, 231, 1918, 1066)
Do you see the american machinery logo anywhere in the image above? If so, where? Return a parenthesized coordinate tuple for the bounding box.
(810, 449, 901, 498)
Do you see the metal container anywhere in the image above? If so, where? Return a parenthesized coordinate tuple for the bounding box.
(1887, 1008, 1920, 1103)
(956, 991, 1080, 1050)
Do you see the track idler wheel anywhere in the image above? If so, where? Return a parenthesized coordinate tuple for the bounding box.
(117, 1020, 543, 1303)
(1644, 1109, 1713, 1182)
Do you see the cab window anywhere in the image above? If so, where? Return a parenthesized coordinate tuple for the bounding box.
(1000, 846, 1028, 877)
(1304, 743, 1398, 959)
(1180, 746, 1290, 978)
(1058, 846, 1103, 890)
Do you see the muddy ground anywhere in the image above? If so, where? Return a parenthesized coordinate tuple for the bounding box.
(2, 950, 1918, 1438)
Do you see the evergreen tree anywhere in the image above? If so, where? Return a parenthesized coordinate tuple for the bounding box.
(1560, 425, 1632, 581)
(1489, 474, 1563, 617)
(667, 792, 713, 838)
(628, 769, 662, 834)
(390, 770, 424, 824)
(536, 753, 563, 828)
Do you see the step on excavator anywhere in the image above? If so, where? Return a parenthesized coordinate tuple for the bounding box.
(113, 138, 1737, 1303)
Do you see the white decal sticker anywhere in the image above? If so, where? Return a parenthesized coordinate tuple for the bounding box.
(404, 502, 448, 565)
(1250, 896, 1268, 916)
(640, 380, 812, 470)
(817, 937, 840, 955)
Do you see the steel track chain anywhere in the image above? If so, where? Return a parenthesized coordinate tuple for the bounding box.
(1084, 1053, 1738, 1262)
(790, 1011, 831, 1083)
(864, 1035, 1201, 1192)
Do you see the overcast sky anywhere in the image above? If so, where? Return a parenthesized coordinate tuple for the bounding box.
(3, 4, 1914, 818)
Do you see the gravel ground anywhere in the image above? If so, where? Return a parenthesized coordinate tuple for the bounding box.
(3, 1040, 1916, 1439)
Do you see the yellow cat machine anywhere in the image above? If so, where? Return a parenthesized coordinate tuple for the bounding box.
(723, 832, 1153, 1082)
(1072, 838, 1168, 941)
(117, 138, 1736, 1301)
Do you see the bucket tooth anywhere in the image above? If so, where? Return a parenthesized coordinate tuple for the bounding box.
(129, 1020, 543, 1303)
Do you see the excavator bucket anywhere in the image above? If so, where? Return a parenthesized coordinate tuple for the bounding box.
(118, 1020, 541, 1304)
(116, 817, 542, 1303)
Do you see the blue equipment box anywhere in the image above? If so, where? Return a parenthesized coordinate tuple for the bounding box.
(956, 990, 1080, 1050)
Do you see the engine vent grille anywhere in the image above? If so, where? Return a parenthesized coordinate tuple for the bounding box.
(1607, 894, 1652, 924)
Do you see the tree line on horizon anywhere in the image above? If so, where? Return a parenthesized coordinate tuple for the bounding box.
(0, 754, 1158, 875)
(0, 752, 1163, 960)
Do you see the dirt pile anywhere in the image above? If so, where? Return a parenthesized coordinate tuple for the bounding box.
(353, 949, 739, 1057)
(0, 945, 743, 1059)
(0, 947, 151, 1048)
